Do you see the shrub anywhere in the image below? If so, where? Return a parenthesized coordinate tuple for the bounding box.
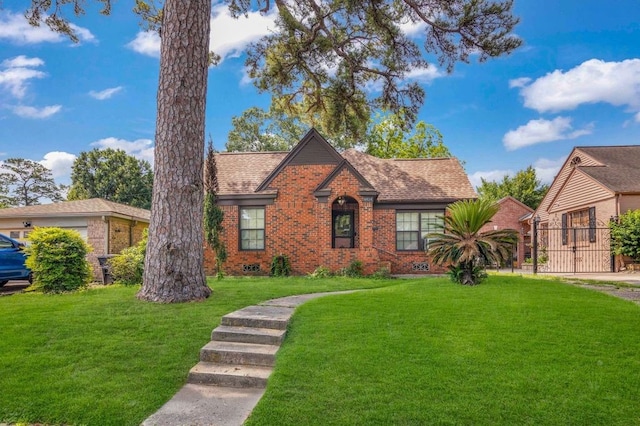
(108, 229, 148, 286)
(25, 227, 92, 293)
(307, 266, 332, 279)
(447, 263, 487, 285)
(371, 266, 391, 279)
(345, 260, 364, 277)
(270, 254, 292, 277)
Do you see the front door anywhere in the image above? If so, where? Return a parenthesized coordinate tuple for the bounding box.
(333, 211, 354, 248)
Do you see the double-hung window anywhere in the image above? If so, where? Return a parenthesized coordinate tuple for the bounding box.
(396, 211, 443, 251)
(240, 207, 265, 250)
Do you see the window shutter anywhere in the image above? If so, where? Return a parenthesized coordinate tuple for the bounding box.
(561, 213, 568, 245)
(589, 207, 596, 243)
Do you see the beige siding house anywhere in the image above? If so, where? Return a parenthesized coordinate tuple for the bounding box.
(534, 145, 640, 272)
(0, 199, 150, 281)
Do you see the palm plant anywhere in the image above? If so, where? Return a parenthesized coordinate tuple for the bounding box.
(427, 199, 518, 285)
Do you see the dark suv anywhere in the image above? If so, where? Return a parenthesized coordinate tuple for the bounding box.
(0, 233, 32, 287)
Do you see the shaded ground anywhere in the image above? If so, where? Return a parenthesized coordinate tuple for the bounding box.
(0, 281, 30, 296)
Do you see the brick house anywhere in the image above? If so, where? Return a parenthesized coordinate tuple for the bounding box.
(0, 198, 150, 281)
(206, 129, 476, 276)
(534, 145, 640, 273)
(479, 196, 533, 268)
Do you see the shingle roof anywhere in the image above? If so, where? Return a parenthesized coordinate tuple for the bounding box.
(214, 151, 288, 195)
(576, 146, 640, 193)
(0, 198, 150, 221)
(213, 147, 476, 203)
(341, 149, 476, 202)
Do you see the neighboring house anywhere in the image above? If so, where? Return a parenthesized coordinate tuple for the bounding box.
(206, 129, 476, 276)
(534, 145, 640, 273)
(0, 198, 150, 281)
(479, 196, 533, 268)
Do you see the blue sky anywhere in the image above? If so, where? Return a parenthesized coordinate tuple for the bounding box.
(1, 0, 640, 191)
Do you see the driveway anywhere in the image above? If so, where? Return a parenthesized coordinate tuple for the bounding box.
(0, 280, 31, 296)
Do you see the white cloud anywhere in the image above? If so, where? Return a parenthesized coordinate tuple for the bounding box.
(468, 169, 513, 190)
(12, 105, 62, 119)
(405, 66, 443, 83)
(127, 4, 277, 62)
(513, 59, 640, 114)
(0, 55, 46, 99)
(89, 86, 123, 100)
(533, 156, 566, 185)
(508, 77, 531, 89)
(210, 4, 276, 61)
(0, 10, 95, 44)
(39, 151, 76, 180)
(91, 137, 155, 165)
(503, 117, 593, 151)
(126, 31, 160, 58)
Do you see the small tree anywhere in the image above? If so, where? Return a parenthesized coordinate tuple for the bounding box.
(427, 199, 518, 285)
(204, 141, 227, 279)
(610, 210, 640, 263)
(25, 227, 93, 293)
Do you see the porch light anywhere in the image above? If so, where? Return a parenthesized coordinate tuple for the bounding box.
(337, 195, 346, 206)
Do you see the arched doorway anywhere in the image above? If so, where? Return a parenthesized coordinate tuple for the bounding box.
(332, 195, 358, 248)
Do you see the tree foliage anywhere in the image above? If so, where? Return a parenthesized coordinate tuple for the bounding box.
(226, 106, 306, 152)
(204, 140, 227, 279)
(427, 199, 517, 285)
(610, 210, 640, 262)
(68, 148, 153, 209)
(365, 113, 452, 159)
(0, 158, 65, 207)
(235, 0, 521, 139)
(477, 166, 549, 210)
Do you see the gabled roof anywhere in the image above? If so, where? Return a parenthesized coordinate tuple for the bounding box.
(0, 198, 150, 221)
(575, 146, 640, 193)
(341, 149, 476, 202)
(496, 196, 534, 213)
(213, 129, 476, 203)
(256, 128, 343, 191)
(314, 159, 377, 195)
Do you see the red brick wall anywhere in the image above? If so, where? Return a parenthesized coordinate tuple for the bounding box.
(207, 163, 451, 276)
(480, 198, 532, 267)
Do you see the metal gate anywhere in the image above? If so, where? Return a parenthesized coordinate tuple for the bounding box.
(533, 218, 613, 273)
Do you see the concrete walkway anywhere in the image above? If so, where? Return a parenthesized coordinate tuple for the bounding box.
(141, 291, 357, 426)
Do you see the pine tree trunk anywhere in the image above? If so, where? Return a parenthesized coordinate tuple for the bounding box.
(138, 0, 212, 302)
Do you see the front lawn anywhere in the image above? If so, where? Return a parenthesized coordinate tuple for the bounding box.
(247, 276, 640, 425)
(0, 277, 395, 426)
(1, 275, 639, 425)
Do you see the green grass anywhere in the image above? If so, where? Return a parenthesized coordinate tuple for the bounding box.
(246, 276, 640, 426)
(0, 277, 395, 426)
(2, 276, 639, 425)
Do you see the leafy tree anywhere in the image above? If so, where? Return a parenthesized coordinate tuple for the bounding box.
(0, 158, 65, 206)
(204, 140, 227, 280)
(226, 106, 306, 152)
(610, 210, 640, 262)
(365, 113, 452, 159)
(68, 148, 153, 209)
(427, 199, 518, 285)
(477, 166, 549, 210)
(27, 0, 520, 302)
